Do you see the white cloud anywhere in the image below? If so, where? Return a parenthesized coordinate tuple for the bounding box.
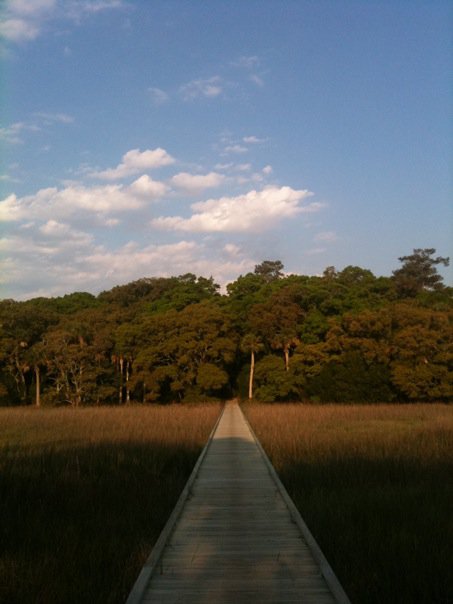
(171, 172, 225, 194)
(0, 0, 124, 45)
(0, 234, 255, 299)
(62, 0, 126, 24)
(39, 219, 93, 246)
(152, 186, 317, 233)
(243, 136, 265, 144)
(7, 0, 56, 15)
(224, 144, 248, 154)
(91, 148, 175, 180)
(0, 0, 55, 43)
(0, 194, 22, 221)
(0, 122, 39, 144)
(180, 76, 223, 100)
(262, 165, 273, 175)
(0, 180, 163, 225)
(0, 17, 40, 42)
(148, 87, 169, 105)
(69, 1, 124, 15)
(129, 174, 168, 198)
(224, 243, 241, 257)
(80, 241, 255, 297)
(0, 115, 72, 145)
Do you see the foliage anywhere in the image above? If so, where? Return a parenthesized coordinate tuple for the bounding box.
(253, 259, 284, 282)
(392, 248, 449, 297)
(0, 249, 451, 405)
(254, 354, 305, 401)
(307, 352, 395, 402)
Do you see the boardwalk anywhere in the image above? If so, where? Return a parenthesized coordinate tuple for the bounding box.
(127, 401, 350, 604)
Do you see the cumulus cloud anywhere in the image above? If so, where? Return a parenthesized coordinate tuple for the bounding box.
(81, 240, 255, 296)
(180, 76, 223, 100)
(91, 148, 175, 180)
(224, 243, 241, 257)
(262, 165, 273, 175)
(0, 233, 255, 300)
(0, 178, 167, 226)
(152, 186, 317, 233)
(38, 220, 94, 248)
(129, 174, 168, 198)
(0, 194, 22, 221)
(171, 172, 225, 194)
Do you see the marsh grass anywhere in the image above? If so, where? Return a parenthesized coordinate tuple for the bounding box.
(244, 403, 453, 604)
(0, 404, 221, 604)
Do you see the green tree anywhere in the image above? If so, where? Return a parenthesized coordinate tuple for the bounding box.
(307, 352, 394, 403)
(133, 302, 237, 402)
(392, 248, 449, 297)
(41, 308, 116, 406)
(249, 288, 303, 370)
(254, 260, 284, 282)
(0, 300, 57, 405)
(254, 355, 304, 401)
(389, 304, 452, 400)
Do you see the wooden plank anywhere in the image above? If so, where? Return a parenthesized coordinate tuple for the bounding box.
(126, 400, 351, 604)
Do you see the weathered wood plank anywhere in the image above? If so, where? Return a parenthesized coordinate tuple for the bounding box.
(126, 401, 350, 604)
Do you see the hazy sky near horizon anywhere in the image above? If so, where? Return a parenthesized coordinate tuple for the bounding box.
(1, 0, 451, 300)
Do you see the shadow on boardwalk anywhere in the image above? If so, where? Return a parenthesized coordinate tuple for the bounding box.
(128, 402, 349, 604)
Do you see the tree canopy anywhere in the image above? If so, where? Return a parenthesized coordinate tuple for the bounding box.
(0, 250, 451, 406)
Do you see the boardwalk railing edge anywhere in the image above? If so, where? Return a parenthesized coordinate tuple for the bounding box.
(125, 402, 227, 604)
(240, 402, 352, 604)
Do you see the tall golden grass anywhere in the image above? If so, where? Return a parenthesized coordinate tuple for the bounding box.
(0, 404, 221, 604)
(244, 403, 453, 604)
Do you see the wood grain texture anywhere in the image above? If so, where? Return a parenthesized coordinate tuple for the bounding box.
(127, 401, 350, 603)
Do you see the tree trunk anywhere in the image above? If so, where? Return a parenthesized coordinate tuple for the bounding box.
(35, 365, 41, 407)
(126, 359, 130, 404)
(119, 356, 124, 404)
(284, 345, 290, 371)
(248, 349, 255, 399)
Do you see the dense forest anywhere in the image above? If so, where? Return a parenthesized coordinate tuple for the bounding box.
(0, 248, 451, 406)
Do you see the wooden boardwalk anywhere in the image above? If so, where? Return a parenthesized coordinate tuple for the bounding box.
(127, 401, 350, 604)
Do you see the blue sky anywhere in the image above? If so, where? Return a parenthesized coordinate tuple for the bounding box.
(1, 0, 451, 299)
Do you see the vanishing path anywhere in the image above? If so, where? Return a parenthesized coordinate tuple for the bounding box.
(127, 401, 350, 604)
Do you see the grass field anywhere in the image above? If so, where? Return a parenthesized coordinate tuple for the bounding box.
(243, 403, 453, 604)
(0, 404, 221, 604)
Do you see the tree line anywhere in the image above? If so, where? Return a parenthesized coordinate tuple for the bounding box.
(0, 248, 451, 406)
